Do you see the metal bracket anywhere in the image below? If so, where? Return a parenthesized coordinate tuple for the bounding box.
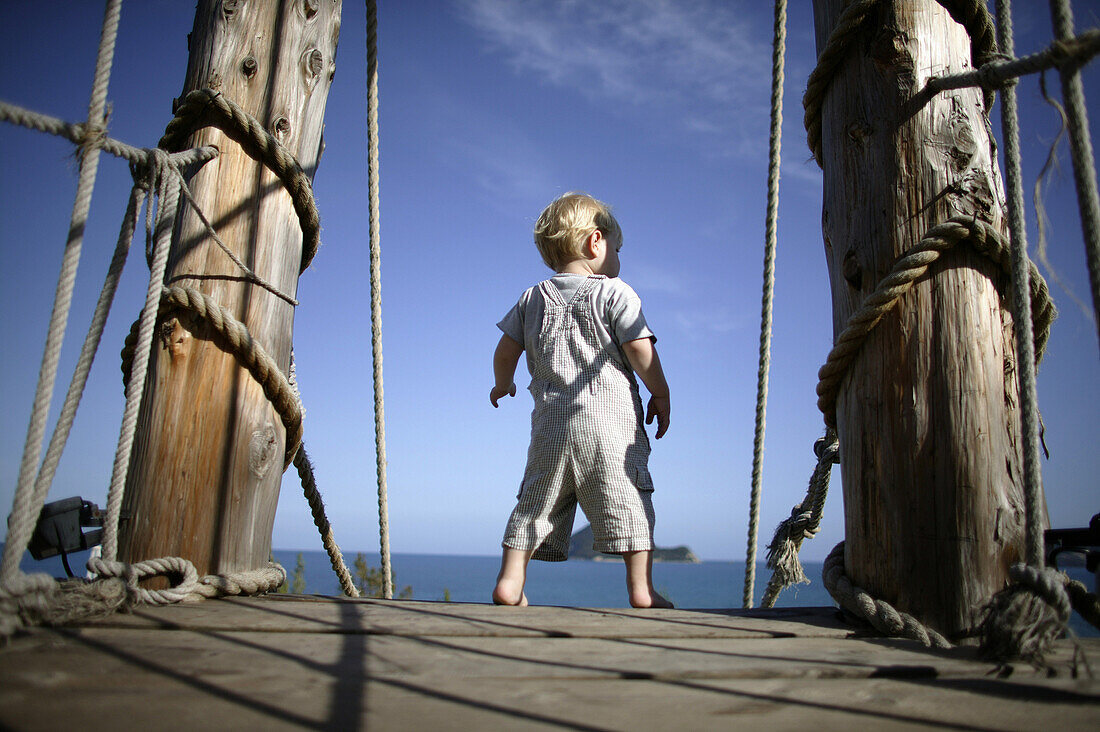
(1045, 512, 1100, 574)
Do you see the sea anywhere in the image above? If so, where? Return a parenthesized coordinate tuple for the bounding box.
(12, 545, 1099, 637)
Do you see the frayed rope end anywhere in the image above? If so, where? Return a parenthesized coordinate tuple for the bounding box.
(979, 564, 1071, 666)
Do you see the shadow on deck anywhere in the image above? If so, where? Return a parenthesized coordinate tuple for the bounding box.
(0, 596, 1097, 730)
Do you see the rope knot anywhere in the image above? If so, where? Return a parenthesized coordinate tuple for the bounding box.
(1048, 38, 1073, 67)
(979, 563, 1072, 666)
(89, 555, 201, 605)
(75, 119, 109, 158)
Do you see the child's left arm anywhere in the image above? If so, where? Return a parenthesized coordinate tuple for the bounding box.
(622, 337, 670, 439)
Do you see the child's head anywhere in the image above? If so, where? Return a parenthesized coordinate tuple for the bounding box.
(534, 192, 622, 271)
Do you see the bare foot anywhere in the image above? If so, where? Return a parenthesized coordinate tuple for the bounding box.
(492, 580, 529, 606)
(629, 588, 674, 609)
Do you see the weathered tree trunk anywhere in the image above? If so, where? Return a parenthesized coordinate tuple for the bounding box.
(118, 0, 341, 577)
(813, 0, 1040, 637)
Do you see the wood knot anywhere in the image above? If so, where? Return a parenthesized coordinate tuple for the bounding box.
(249, 425, 278, 479)
(302, 48, 324, 84)
(870, 29, 914, 92)
(272, 116, 291, 142)
(159, 318, 190, 360)
(842, 249, 863, 290)
(222, 0, 242, 21)
(947, 100, 978, 171)
(302, 0, 320, 20)
(870, 29, 912, 70)
(241, 55, 258, 80)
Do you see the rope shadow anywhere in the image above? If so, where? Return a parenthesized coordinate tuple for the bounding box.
(52, 602, 371, 730)
(563, 604, 843, 637)
(52, 627, 327, 730)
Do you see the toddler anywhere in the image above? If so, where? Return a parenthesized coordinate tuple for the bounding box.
(490, 192, 673, 609)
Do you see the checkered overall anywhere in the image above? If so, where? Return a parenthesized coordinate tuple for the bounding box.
(503, 275, 655, 561)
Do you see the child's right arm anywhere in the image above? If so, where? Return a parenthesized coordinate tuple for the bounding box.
(490, 334, 524, 407)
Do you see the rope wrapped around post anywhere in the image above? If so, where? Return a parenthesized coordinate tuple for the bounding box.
(120, 285, 304, 469)
(816, 217, 1054, 427)
(809, 218, 1056, 649)
(803, 0, 999, 167)
(87, 555, 286, 604)
(159, 88, 321, 273)
(823, 542, 952, 648)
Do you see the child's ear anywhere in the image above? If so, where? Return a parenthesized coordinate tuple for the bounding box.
(586, 230, 603, 256)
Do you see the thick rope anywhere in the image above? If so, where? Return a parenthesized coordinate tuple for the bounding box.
(744, 0, 788, 610)
(0, 574, 131, 637)
(366, 0, 394, 600)
(0, 0, 122, 585)
(293, 445, 360, 598)
(922, 28, 1100, 97)
(823, 542, 952, 649)
(761, 429, 839, 608)
(979, 563, 1072, 665)
(87, 555, 285, 605)
(815, 217, 1055, 426)
(24, 184, 146, 573)
(159, 88, 320, 273)
(0, 100, 217, 168)
(120, 285, 305, 469)
(971, 0, 1074, 665)
(1065, 576, 1100, 630)
(995, 0, 1046, 574)
(1049, 0, 1100, 353)
(103, 151, 181, 562)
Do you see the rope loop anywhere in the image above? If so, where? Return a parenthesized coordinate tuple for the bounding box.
(822, 542, 952, 648)
(159, 88, 320, 273)
(978, 563, 1072, 665)
(88, 555, 200, 606)
(87, 556, 285, 604)
(816, 216, 1055, 425)
(805, 0, 999, 166)
(120, 285, 304, 468)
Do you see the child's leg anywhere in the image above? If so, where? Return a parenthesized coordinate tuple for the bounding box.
(493, 547, 534, 606)
(622, 550, 674, 609)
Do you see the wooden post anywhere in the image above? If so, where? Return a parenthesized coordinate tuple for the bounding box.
(812, 0, 1039, 637)
(118, 0, 341, 577)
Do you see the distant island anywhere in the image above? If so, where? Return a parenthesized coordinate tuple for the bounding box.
(568, 524, 700, 563)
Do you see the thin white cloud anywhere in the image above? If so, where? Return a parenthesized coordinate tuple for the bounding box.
(458, 0, 773, 155)
(416, 83, 559, 211)
(625, 262, 689, 297)
(673, 307, 749, 339)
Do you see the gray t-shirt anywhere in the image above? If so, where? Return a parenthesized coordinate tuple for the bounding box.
(497, 274, 654, 373)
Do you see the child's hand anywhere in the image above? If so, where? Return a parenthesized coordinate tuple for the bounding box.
(645, 395, 670, 439)
(490, 383, 517, 407)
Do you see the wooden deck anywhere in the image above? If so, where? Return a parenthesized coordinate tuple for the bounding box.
(1, 596, 1097, 730)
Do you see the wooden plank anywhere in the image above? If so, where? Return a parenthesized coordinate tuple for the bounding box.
(80, 597, 855, 639)
(1, 620, 1096, 731)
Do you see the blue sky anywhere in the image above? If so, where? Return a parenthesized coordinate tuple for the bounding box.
(1, 1, 1097, 564)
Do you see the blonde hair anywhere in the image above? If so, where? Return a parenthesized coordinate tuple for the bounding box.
(533, 192, 622, 270)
